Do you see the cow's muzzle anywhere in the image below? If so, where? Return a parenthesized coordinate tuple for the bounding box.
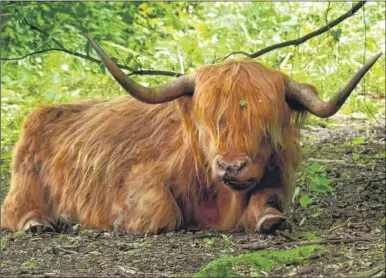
(215, 155, 256, 190)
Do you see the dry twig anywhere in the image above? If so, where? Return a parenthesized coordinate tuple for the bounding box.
(52, 244, 79, 255)
(118, 266, 170, 277)
(347, 264, 385, 278)
(241, 236, 376, 250)
(307, 158, 369, 168)
(328, 219, 351, 233)
(277, 230, 300, 241)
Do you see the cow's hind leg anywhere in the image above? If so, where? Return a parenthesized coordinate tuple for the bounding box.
(1, 156, 53, 233)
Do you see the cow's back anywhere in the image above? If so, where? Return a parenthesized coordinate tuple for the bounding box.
(10, 96, 184, 229)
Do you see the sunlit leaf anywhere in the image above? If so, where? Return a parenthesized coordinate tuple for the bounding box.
(300, 195, 313, 208)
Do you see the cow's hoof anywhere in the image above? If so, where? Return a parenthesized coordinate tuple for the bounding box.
(54, 218, 75, 234)
(256, 208, 289, 233)
(23, 218, 56, 234)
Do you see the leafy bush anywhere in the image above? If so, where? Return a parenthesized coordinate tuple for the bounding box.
(293, 162, 334, 208)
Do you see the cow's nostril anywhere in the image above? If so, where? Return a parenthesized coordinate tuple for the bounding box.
(217, 158, 248, 173)
(236, 161, 247, 171)
(217, 159, 227, 170)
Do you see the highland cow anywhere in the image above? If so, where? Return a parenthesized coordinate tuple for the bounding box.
(0, 36, 381, 234)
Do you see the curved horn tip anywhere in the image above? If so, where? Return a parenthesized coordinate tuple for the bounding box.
(371, 52, 383, 63)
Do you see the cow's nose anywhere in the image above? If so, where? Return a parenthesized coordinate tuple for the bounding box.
(216, 157, 248, 176)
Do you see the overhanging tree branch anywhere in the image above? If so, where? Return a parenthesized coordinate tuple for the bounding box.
(222, 1, 366, 60)
(1, 48, 183, 77)
(2, 1, 366, 77)
(2, 19, 183, 77)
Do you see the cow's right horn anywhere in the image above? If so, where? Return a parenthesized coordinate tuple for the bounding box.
(285, 52, 383, 118)
(87, 35, 196, 104)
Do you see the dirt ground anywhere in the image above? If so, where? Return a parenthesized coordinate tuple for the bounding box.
(1, 117, 385, 277)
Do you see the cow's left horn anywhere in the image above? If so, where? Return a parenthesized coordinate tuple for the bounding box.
(285, 52, 383, 118)
(86, 35, 195, 104)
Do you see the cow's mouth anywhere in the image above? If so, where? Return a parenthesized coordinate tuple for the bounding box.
(223, 178, 256, 191)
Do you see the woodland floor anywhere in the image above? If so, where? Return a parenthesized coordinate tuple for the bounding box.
(1, 116, 385, 277)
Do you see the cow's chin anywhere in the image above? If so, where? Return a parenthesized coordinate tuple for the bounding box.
(212, 173, 258, 191)
(222, 178, 257, 191)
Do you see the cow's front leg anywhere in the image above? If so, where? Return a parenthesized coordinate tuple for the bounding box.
(238, 188, 289, 233)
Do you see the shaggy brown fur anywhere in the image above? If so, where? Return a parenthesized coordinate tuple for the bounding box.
(1, 59, 308, 233)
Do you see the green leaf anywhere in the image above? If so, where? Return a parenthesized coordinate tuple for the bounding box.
(309, 162, 323, 173)
(300, 195, 313, 208)
(332, 28, 342, 41)
(312, 176, 329, 186)
(309, 181, 335, 194)
(352, 137, 365, 146)
(380, 217, 386, 229)
(352, 153, 360, 161)
(99, 63, 106, 74)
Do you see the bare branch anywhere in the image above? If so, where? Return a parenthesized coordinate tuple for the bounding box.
(128, 70, 183, 77)
(2, 17, 183, 77)
(223, 1, 367, 60)
(2, 47, 183, 77)
(1, 48, 182, 77)
(2, 48, 97, 63)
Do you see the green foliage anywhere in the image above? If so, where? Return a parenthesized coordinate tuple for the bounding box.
(352, 137, 366, 146)
(299, 195, 313, 208)
(294, 162, 334, 208)
(375, 152, 386, 158)
(194, 245, 322, 277)
(203, 238, 215, 249)
(57, 234, 76, 243)
(221, 234, 232, 248)
(380, 217, 386, 229)
(331, 28, 343, 42)
(1, 231, 27, 250)
(302, 231, 319, 240)
(23, 261, 37, 270)
(118, 241, 139, 250)
(352, 152, 361, 162)
(11, 231, 26, 239)
(343, 136, 369, 147)
(1, 235, 10, 251)
(305, 116, 337, 128)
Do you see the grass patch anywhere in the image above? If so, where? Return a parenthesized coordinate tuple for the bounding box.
(203, 238, 216, 249)
(1, 231, 27, 250)
(23, 260, 37, 270)
(304, 117, 337, 128)
(302, 231, 319, 240)
(194, 245, 322, 277)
